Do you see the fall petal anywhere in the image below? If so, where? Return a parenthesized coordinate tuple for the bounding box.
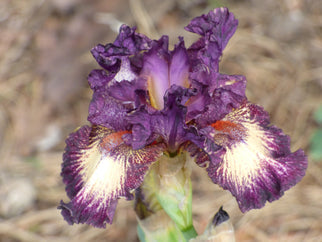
(203, 103, 307, 212)
(59, 125, 165, 227)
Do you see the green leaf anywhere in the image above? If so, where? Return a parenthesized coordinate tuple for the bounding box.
(313, 105, 322, 125)
(137, 210, 186, 242)
(137, 224, 147, 242)
(310, 129, 322, 161)
(182, 225, 198, 241)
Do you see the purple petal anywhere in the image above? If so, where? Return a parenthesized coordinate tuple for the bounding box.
(58, 199, 118, 228)
(185, 7, 238, 50)
(141, 37, 191, 110)
(88, 69, 114, 90)
(126, 85, 198, 152)
(200, 103, 307, 212)
(186, 7, 238, 72)
(208, 73, 246, 97)
(185, 91, 210, 122)
(141, 36, 170, 110)
(107, 77, 146, 104)
(151, 86, 197, 152)
(169, 38, 190, 88)
(193, 74, 247, 126)
(88, 90, 129, 130)
(88, 62, 147, 128)
(124, 106, 154, 150)
(91, 25, 151, 72)
(152, 86, 189, 152)
(59, 125, 165, 227)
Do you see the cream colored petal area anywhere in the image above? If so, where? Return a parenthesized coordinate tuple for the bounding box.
(113, 58, 137, 83)
(221, 123, 268, 189)
(71, 126, 165, 209)
(215, 103, 283, 190)
(75, 141, 126, 207)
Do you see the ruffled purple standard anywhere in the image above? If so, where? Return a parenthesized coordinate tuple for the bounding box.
(60, 7, 307, 228)
(186, 7, 238, 73)
(91, 25, 151, 73)
(141, 37, 190, 110)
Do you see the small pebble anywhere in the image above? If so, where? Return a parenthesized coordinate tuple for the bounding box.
(0, 178, 36, 218)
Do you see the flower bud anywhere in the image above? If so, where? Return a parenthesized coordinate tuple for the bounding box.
(190, 206, 235, 242)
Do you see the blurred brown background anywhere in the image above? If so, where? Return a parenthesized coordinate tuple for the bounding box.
(0, 0, 321, 241)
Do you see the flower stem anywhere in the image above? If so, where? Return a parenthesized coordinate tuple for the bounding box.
(135, 152, 197, 241)
(182, 225, 198, 241)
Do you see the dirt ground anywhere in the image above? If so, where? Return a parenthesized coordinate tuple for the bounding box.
(0, 0, 321, 241)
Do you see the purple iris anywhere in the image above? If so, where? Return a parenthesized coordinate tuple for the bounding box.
(58, 8, 307, 228)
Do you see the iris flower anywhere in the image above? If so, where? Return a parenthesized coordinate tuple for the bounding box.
(59, 8, 307, 228)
